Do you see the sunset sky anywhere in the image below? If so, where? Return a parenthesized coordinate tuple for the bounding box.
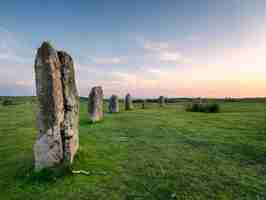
(0, 0, 265, 98)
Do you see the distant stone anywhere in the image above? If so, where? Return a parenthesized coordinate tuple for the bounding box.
(141, 99, 146, 109)
(125, 93, 133, 110)
(193, 97, 204, 104)
(109, 95, 119, 113)
(158, 96, 165, 107)
(88, 86, 104, 122)
(34, 42, 79, 171)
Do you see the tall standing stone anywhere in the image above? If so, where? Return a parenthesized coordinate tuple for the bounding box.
(34, 42, 79, 171)
(125, 93, 133, 110)
(88, 86, 104, 122)
(58, 51, 79, 164)
(158, 96, 165, 107)
(109, 95, 119, 113)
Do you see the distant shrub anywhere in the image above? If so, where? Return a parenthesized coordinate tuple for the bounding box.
(186, 102, 220, 113)
(2, 99, 15, 106)
(207, 103, 220, 113)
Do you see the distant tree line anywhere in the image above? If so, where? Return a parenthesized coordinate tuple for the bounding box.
(1, 96, 266, 105)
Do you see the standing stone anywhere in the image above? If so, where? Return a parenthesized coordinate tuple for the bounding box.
(194, 97, 203, 104)
(158, 96, 165, 107)
(58, 51, 79, 164)
(109, 95, 119, 113)
(34, 42, 79, 171)
(88, 86, 103, 122)
(141, 99, 146, 109)
(125, 93, 133, 110)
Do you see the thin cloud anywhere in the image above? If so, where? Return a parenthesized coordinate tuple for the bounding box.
(146, 68, 161, 74)
(142, 39, 189, 63)
(186, 35, 201, 42)
(91, 57, 124, 65)
(159, 51, 182, 62)
(0, 52, 31, 64)
(143, 40, 170, 52)
(15, 80, 34, 87)
(0, 26, 32, 64)
(0, 26, 34, 96)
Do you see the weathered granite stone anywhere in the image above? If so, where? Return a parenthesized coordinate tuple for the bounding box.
(158, 96, 165, 107)
(109, 95, 119, 113)
(58, 51, 79, 164)
(34, 42, 64, 171)
(125, 93, 133, 110)
(34, 42, 79, 171)
(88, 86, 103, 122)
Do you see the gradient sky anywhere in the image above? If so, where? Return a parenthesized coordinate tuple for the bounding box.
(0, 0, 265, 98)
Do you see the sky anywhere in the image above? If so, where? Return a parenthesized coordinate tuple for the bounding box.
(0, 0, 266, 98)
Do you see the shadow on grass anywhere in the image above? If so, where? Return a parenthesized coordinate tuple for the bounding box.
(79, 118, 91, 127)
(80, 117, 105, 127)
(15, 163, 72, 185)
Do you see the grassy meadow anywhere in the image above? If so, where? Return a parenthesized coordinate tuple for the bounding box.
(0, 97, 265, 200)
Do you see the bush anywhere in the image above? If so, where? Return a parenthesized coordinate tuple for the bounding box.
(2, 99, 15, 106)
(186, 102, 220, 113)
(207, 103, 220, 113)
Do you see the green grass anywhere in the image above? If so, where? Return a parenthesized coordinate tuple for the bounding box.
(0, 99, 266, 200)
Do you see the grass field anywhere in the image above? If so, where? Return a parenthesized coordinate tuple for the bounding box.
(0, 98, 266, 200)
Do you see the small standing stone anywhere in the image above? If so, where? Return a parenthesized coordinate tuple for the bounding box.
(158, 96, 165, 107)
(88, 86, 104, 122)
(141, 99, 146, 109)
(125, 93, 133, 110)
(109, 95, 119, 113)
(34, 42, 79, 171)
